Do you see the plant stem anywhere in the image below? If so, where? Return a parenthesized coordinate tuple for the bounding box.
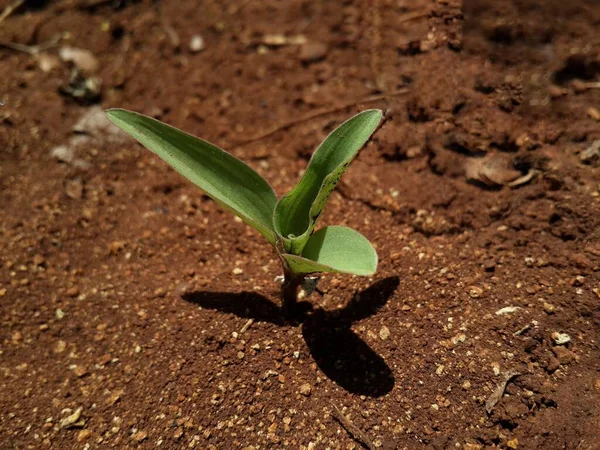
(281, 269, 303, 318)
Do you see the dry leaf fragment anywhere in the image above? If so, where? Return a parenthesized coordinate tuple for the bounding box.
(465, 154, 521, 186)
(485, 372, 521, 414)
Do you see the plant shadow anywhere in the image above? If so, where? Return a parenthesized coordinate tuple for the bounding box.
(182, 276, 399, 397)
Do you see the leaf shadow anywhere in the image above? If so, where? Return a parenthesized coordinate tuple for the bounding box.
(182, 276, 399, 397)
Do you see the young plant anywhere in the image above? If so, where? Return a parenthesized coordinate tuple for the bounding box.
(106, 108, 382, 315)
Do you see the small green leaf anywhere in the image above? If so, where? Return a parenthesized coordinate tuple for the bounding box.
(283, 226, 377, 275)
(106, 109, 278, 244)
(274, 110, 382, 253)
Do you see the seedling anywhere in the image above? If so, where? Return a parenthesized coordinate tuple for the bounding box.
(106, 108, 382, 315)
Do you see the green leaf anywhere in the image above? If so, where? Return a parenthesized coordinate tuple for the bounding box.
(283, 226, 377, 275)
(106, 109, 278, 244)
(274, 109, 382, 254)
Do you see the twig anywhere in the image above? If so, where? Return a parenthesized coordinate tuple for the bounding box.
(0, 34, 60, 55)
(239, 318, 254, 334)
(231, 89, 409, 148)
(0, 0, 24, 26)
(331, 403, 376, 450)
(397, 10, 430, 24)
(513, 323, 531, 336)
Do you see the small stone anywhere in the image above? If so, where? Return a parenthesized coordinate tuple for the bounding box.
(67, 286, 80, 297)
(551, 332, 571, 345)
(299, 42, 328, 63)
(580, 140, 600, 164)
(543, 302, 555, 314)
(132, 431, 148, 442)
(55, 309, 65, 320)
(77, 429, 91, 442)
(587, 107, 600, 121)
(65, 179, 84, 199)
(54, 340, 67, 354)
(552, 346, 575, 365)
(299, 383, 312, 396)
(468, 286, 484, 298)
(464, 444, 483, 450)
(379, 325, 390, 340)
(232, 267, 243, 275)
(97, 354, 112, 366)
(173, 428, 184, 439)
(36, 53, 61, 73)
(189, 35, 205, 53)
(60, 407, 83, 429)
(59, 47, 99, 73)
(0, 288, 6, 297)
(507, 438, 519, 449)
(483, 259, 496, 272)
(74, 365, 88, 377)
(495, 306, 520, 315)
(545, 356, 560, 373)
(462, 380, 471, 390)
(154, 287, 166, 298)
(33, 254, 45, 266)
(106, 389, 124, 405)
(11, 331, 23, 344)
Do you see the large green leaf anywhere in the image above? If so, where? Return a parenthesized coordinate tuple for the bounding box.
(274, 110, 382, 254)
(106, 109, 278, 244)
(283, 226, 377, 275)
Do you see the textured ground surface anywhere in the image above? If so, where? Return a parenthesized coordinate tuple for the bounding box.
(1, 0, 599, 448)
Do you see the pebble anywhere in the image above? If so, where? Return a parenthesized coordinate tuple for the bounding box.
(132, 431, 148, 442)
(379, 325, 390, 340)
(106, 389, 124, 406)
(299, 42, 328, 63)
(232, 268, 244, 275)
(74, 365, 88, 377)
(551, 332, 571, 345)
(189, 35, 205, 53)
(495, 306, 520, 315)
(11, 331, 22, 344)
(468, 286, 484, 298)
(507, 438, 519, 449)
(588, 107, 600, 121)
(36, 53, 61, 73)
(97, 354, 112, 366)
(552, 346, 575, 365)
(67, 286, 80, 297)
(54, 340, 67, 353)
(55, 309, 65, 320)
(77, 429, 92, 442)
(299, 383, 312, 396)
(483, 259, 496, 272)
(65, 179, 84, 199)
(59, 47, 99, 73)
(0, 288, 6, 297)
(543, 302, 555, 314)
(60, 407, 84, 429)
(580, 140, 600, 164)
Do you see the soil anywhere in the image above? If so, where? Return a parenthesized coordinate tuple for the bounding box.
(1, 0, 599, 449)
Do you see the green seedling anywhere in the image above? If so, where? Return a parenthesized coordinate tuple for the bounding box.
(106, 108, 382, 315)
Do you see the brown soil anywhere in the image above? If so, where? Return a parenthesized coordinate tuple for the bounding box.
(1, 0, 599, 449)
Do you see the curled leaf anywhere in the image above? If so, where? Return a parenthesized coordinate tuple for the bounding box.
(274, 110, 382, 253)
